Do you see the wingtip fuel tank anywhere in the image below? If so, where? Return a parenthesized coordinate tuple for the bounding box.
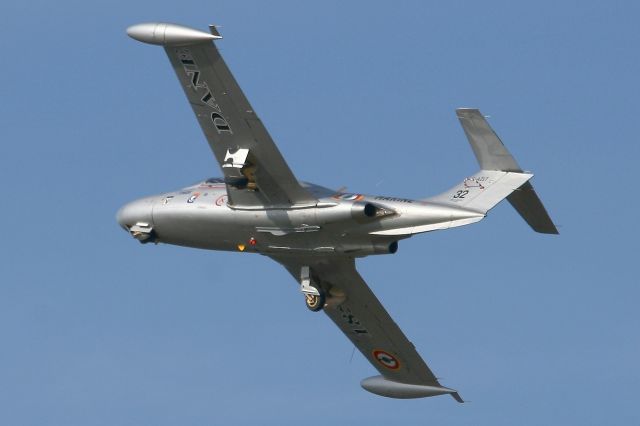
(361, 375, 462, 401)
(126, 22, 220, 46)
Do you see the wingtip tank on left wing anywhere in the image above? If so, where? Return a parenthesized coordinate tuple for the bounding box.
(361, 375, 463, 402)
(126, 22, 221, 46)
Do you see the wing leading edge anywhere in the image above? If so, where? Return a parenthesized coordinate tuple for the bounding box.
(127, 22, 316, 209)
(272, 256, 463, 401)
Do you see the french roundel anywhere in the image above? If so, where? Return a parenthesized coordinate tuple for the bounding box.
(373, 350, 400, 370)
(336, 193, 363, 201)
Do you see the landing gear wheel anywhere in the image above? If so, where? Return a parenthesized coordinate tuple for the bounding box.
(305, 290, 326, 312)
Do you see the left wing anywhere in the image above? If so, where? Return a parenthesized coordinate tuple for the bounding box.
(272, 255, 463, 401)
(127, 22, 316, 209)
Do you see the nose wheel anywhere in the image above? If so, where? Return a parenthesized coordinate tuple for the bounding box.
(305, 290, 326, 312)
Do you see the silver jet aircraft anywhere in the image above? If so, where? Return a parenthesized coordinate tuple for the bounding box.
(118, 22, 558, 401)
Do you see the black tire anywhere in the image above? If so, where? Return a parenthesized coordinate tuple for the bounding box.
(305, 290, 326, 312)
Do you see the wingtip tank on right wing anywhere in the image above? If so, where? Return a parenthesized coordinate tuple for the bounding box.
(126, 22, 221, 46)
(361, 375, 463, 401)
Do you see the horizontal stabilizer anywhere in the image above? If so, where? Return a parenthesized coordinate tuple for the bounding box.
(508, 181, 558, 234)
(457, 108, 521, 172)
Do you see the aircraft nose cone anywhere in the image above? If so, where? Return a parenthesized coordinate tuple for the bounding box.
(116, 197, 155, 230)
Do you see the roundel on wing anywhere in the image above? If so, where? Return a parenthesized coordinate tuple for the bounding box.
(373, 349, 400, 370)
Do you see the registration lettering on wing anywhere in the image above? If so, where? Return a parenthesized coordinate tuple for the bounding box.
(176, 48, 233, 135)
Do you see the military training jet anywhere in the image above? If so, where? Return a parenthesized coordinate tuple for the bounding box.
(118, 22, 558, 401)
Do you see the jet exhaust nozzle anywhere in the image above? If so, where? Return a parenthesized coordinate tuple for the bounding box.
(354, 202, 396, 221)
(317, 201, 394, 225)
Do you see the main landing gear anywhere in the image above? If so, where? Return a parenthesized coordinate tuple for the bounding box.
(300, 266, 326, 312)
(304, 292, 326, 312)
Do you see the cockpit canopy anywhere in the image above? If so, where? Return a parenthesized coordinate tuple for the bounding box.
(198, 177, 336, 198)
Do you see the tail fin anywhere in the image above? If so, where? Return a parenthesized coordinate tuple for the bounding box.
(425, 109, 558, 234)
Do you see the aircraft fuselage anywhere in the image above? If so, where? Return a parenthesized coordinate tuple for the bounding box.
(117, 178, 485, 257)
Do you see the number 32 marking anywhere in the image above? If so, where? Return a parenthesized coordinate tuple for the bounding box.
(452, 190, 469, 199)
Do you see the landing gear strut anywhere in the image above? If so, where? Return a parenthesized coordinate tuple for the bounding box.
(300, 266, 325, 312)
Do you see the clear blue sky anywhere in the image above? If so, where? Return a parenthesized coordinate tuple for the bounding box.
(1, 1, 638, 425)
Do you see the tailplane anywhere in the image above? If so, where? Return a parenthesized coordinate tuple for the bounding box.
(425, 109, 558, 234)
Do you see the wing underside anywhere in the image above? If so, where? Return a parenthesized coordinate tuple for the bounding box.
(128, 22, 316, 208)
(272, 255, 462, 401)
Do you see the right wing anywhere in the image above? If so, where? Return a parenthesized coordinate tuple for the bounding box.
(272, 255, 463, 401)
(127, 22, 316, 209)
